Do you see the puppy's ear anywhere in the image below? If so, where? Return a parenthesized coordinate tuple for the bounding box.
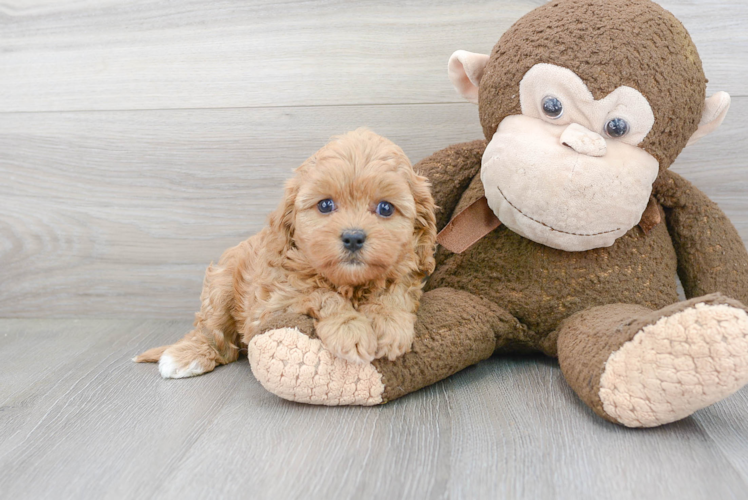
(268, 175, 300, 253)
(409, 171, 437, 276)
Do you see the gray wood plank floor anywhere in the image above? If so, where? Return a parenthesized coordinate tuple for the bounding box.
(1, 319, 747, 500)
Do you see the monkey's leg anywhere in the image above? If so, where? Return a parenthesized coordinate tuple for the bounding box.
(557, 294, 748, 427)
(247, 288, 526, 405)
(653, 169, 748, 303)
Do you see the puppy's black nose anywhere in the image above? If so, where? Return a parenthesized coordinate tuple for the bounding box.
(341, 229, 366, 252)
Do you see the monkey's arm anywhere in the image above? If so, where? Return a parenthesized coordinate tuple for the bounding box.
(413, 140, 486, 231)
(653, 170, 748, 303)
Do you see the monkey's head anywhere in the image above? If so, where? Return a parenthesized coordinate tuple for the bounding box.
(449, 0, 730, 252)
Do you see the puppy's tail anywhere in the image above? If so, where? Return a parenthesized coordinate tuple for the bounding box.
(132, 345, 169, 363)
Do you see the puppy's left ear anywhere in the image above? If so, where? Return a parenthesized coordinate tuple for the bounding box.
(409, 171, 437, 276)
(268, 175, 300, 253)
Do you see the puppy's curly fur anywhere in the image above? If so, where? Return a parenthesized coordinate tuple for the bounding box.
(134, 129, 436, 378)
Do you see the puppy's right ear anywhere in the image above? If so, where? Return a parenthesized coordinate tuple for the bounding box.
(268, 175, 300, 252)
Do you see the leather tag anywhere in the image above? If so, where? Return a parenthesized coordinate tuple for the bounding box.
(436, 196, 501, 254)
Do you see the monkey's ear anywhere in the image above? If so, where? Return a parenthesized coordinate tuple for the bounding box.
(448, 50, 490, 104)
(686, 92, 731, 147)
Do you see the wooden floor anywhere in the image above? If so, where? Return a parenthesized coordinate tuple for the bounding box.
(0, 319, 747, 499)
(2, 0, 748, 498)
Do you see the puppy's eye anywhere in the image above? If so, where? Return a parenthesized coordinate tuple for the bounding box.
(376, 201, 394, 218)
(317, 199, 336, 214)
(542, 96, 563, 119)
(605, 118, 629, 138)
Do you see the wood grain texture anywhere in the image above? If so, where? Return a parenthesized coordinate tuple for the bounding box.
(0, 0, 745, 113)
(0, 319, 747, 499)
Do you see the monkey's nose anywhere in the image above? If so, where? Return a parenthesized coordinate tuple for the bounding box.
(341, 229, 366, 252)
(560, 123, 607, 157)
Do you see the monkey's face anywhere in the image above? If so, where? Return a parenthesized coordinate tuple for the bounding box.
(480, 64, 659, 251)
(447, 0, 731, 253)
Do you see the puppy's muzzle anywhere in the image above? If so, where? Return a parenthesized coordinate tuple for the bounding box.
(341, 229, 366, 253)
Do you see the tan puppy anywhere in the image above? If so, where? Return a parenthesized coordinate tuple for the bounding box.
(134, 129, 436, 378)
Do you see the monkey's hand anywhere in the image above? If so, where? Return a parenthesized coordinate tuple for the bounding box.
(653, 169, 748, 304)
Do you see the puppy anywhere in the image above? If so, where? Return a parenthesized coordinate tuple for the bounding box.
(134, 129, 437, 378)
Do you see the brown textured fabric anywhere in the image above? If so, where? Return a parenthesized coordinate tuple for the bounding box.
(436, 196, 501, 254)
(654, 170, 748, 304)
(638, 197, 663, 235)
(428, 213, 679, 336)
(412, 140, 487, 231)
(557, 303, 653, 423)
(479, 0, 706, 171)
(453, 174, 487, 216)
(557, 293, 743, 423)
(374, 287, 530, 402)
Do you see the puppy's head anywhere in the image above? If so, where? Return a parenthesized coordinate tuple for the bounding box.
(271, 128, 436, 287)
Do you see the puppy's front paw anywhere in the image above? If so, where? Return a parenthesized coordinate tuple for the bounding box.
(316, 314, 377, 364)
(158, 348, 215, 379)
(370, 312, 416, 361)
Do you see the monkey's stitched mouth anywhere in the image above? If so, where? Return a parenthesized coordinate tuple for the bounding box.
(495, 185, 620, 237)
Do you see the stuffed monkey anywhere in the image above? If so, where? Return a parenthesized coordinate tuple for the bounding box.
(247, 0, 748, 427)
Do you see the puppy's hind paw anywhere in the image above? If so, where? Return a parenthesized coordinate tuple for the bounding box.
(158, 352, 213, 379)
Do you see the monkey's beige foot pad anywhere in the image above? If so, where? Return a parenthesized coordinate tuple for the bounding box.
(248, 328, 384, 405)
(600, 303, 748, 427)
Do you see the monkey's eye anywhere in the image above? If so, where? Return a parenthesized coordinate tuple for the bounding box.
(605, 118, 629, 138)
(542, 96, 563, 119)
(376, 201, 394, 218)
(317, 199, 336, 214)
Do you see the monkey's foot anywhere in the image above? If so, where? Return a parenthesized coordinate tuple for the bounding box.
(248, 328, 385, 405)
(599, 301, 748, 427)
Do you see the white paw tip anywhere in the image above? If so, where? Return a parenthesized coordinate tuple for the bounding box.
(158, 354, 206, 379)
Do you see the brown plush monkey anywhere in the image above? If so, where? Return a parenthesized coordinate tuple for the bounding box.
(247, 0, 748, 427)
